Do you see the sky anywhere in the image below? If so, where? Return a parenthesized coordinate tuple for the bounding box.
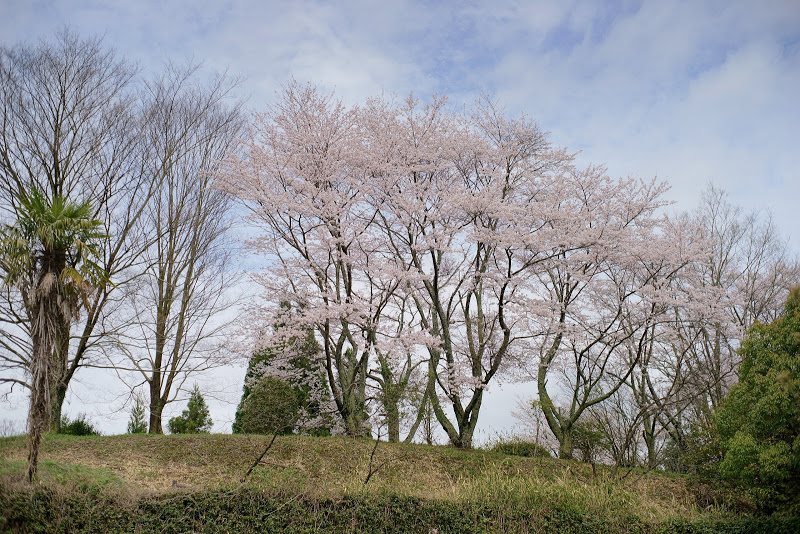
(1, 0, 799, 443)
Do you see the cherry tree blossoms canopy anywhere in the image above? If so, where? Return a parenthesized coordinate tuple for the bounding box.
(218, 81, 708, 448)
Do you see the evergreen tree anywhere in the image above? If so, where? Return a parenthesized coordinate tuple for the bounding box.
(716, 287, 800, 512)
(127, 395, 148, 434)
(234, 324, 334, 436)
(0, 189, 105, 481)
(235, 376, 300, 435)
(168, 384, 213, 434)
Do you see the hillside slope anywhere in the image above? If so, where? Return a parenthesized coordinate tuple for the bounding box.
(0, 434, 791, 533)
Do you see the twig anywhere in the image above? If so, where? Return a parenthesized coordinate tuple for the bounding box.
(618, 466, 636, 481)
(363, 428, 391, 487)
(620, 464, 656, 489)
(241, 433, 278, 483)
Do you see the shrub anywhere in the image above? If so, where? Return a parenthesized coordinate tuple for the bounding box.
(233, 324, 335, 436)
(59, 413, 101, 436)
(234, 376, 300, 435)
(715, 287, 800, 512)
(491, 439, 551, 458)
(571, 420, 608, 463)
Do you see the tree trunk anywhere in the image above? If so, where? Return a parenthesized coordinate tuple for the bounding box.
(47, 320, 71, 432)
(27, 290, 59, 482)
(386, 402, 400, 443)
(558, 428, 574, 460)
(343, 411, 366, 437)
(27, 364, 48, 483)
(643, 417, 658, 469)
(149, 402, 164, 434)
(454, 422, 476, 449)
(148, 380, 165, 434)
(51, 382, 68, 433)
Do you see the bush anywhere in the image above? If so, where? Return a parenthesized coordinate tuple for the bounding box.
(59, 413, 101, 436)
(662, 421, 724, 476)
(491, 439, 551, 458)
(168, 385, 213, 434)
(715, 287, 800, 512)
(234, 376, 300, 435)
(571, 420, 608, 463)
(233, 325, 335, 436)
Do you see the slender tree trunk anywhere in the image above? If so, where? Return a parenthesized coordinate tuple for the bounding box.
(48, 326, 71, 432)
(149, 376, 165, 434)
(27, 360, 48, 483)
(51, 383, 68, 433)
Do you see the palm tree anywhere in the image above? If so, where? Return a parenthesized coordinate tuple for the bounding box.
(0, 189, 105, 482)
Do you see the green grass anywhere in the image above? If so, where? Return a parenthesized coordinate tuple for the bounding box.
(0, 433, 795, 533)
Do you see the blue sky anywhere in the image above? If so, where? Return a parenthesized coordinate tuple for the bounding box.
(2, 0, 798, 439)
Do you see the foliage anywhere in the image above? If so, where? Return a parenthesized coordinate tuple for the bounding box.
(234, 376, 300, 435)
(219, 82, 690, 449)
(0, 29, 144, 435)
(715, 287, 800, 512)
(661, 421, 724, 476)
(6, 482, 798, 534)
(491, 439, 552, 458)
(233, 322, 334, 436)
(167, 385, 213, 434)
(571, 420, 609, 464)
(6, 486, 798, 534)
(126, 396, 147, 434)
(59, 413, 101, 436)
(0, 433, 780, 532)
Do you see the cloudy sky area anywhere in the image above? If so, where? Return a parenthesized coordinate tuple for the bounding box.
(1, 0, 798, 441)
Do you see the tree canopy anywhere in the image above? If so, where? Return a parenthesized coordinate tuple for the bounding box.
(716, 287, 800, 512)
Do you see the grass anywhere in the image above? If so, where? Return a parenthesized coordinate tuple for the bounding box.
(0, 433, 794, 532)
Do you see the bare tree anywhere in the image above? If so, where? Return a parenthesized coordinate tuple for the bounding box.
(0, 30, 153, 429)
(112, 64, 245, 433)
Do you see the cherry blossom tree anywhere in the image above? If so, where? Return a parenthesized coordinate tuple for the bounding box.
(680, 185, 799, 413)
(223, 82, 798, 455)
(360, 95, 586, 448)
(220, 81, 384, 436)
(632, 186, 799, 468)
(222, 85, 566, 446)
(222, 82, 704, 450)
(520, 168, 691, 459)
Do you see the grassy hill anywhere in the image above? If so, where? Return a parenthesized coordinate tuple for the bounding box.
(0, 433, 795, 533)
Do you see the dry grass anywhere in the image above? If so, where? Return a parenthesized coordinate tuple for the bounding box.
(0, 433, 745, 525)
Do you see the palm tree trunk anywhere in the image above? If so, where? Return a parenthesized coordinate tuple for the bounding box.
(28, 291, 58, 483)
(27, 367, 48, 483)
